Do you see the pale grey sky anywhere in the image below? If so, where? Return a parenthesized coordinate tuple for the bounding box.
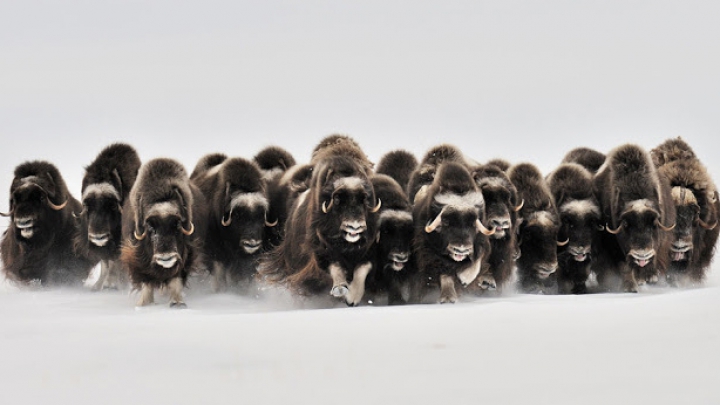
(1, 1, 719, 202)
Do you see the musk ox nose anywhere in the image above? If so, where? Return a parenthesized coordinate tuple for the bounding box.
(490, 217, 511, 230)
(536, 262, 558, 278)
(241, 239, 262, 254)
(568, 245, 591, 262)
(389, 251, 409, 271)
(671, 241, 691, 261)
(89, 232, 111, 247)
(447, 244, 472, 262)
(629, 249, 655, 268)
(153, 253, 180, 269)
(342, 220, 367, 243)
(15, 217, 34, 229)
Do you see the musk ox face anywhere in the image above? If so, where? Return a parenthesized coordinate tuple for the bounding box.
(557, 200, 602, 263)
(78, 182, 123, 251)
(424, 192, 494, 263)
(318, 175, 380, 245)
(220, 191, 276, 255)
(518, 212, 560, 278)
(133, 196, 195, 274)
(668, 187, 717, 263)
(376, 210, 413, 271)
(477, 179, 522, 240)
(607, 199, 674, 268)
(7, 176, 67, 242)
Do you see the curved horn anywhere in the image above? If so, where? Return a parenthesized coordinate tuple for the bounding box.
(476, 219, 496, 236)
(321, 199, 333, 214)
(181, 222, 195, 236)
(424, 211, 443, 233)
(47, 197, 68, 211)
(557, 238, 570, 247)
(605, 222, 623, 235)
(370, 198, 381, 213)
(654, 218, 675, 232)
(265, 213, 278, 227)
(221, 210, 232, 227)
(513, 199, 524, 212)
(134, 227, 147, 241)
(698, 217, 718, 230)
(597, 224, 605, 231)
(72, 206, 87, 220)
(0, 209, 13, 217)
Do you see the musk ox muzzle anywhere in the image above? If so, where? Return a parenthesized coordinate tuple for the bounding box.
(342, 220, 367, 243)
(628, 248, 655, 268)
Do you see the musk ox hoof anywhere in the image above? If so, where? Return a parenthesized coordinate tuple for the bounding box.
(622, 282, 639, 293)
(646, 274, 659, 284)
(439, 294, 457, 304)
(477, 275, 497, 290)
(170, 301, 187, 309)
(330, 285, 349, 298)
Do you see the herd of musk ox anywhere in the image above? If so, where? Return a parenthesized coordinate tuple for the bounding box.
(1, 135, 718, 307)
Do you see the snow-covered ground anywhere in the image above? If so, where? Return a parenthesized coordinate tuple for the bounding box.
(1, 268, 719, 405)
(2, 1, 720, 404)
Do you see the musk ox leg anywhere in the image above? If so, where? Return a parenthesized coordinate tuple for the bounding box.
(168, 277, 186, 308)
(211, 262, 227, 293)
(345, 262, 373, 307)
(329, 263, 350, 298)
(91, 260, 110, 291)
(457, 259, 482, 287)
(621, 265, 639, 293)
(105, 260, 127, 290)
(439, 274, 458, 304)
(137, 284, 155, 306)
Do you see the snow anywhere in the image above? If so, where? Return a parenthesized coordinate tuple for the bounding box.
(1, 270, 719, 404)
(2, 1, 720, 404)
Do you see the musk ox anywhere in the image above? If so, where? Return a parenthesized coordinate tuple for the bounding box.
(593, 144, 676, 292)
(366, 174, 416, 305)
(470, 163, 523, 292)
(260, 137, 380, 306)
(376, 149, 419, 192)
(74, 143, 141, 290)
(509, 163, 562, 294)
(121, 158, 208, 307)
(650, 138, 719, 286)
(547, 163, 603, 294)
(1, 161, 95, 285)
(413, 162, 495, 303)
(191, 154, 277, 291)
(407, 144, 468, 203)
(562, 147, 606, 175)
(253, 146, 297, 248)
(485, 159, 512, 172)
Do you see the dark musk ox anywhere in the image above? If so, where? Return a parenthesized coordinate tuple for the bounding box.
(407, 144, 468, 203)
(413, 162, 495, 303)
(260, 137, 380, 306)
(1, 161, 95, 286)
(547, 163, 603, 294)
(593, 144, 676, 293)
(74, 143, 141, 290)
(509, 163, 562, 294)
(253, 146, 297, 248)
(650, 137, 719, 286)
(365, 174, 416, 305)
(562, 147, 606, 175)
(470, 163, 523, 292)
(191, 154, 277, 291)
(376, 149, 419, 192)
(121, 158, 208, 307)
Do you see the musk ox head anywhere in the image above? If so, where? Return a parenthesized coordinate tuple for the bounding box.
(313, 156, 380, 247)
(517, 210, 561, 278)
(371, 174, 414, 272)
(668, 187, 717, 263)
(2, 163, 70, 244)
(473, 165, 523, 240)
(75, 171, 124, 255)
(217, 159, 277, 255)
(557, 199, 602, 262)
(421, 163, 495, 265)
(605, 198, 675, 268)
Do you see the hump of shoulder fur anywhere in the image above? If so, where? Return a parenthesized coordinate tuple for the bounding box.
(421, 144, 465, 167)
(220, 158, 265, 193)
(606, 144, 655, 179)
(253, 146, 296, 171)
(658, 159, 715, 194)
(310, 135, 373, 172)
(651, 137, 696, 167)
(134, 159, 192, 206)
(191, 153, 228, 179)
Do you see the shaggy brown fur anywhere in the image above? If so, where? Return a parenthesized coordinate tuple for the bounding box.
(376, 149, 419, 192)
(311, 134, 374, 173)
(1, 161, 95, 285)
(407, 144, 467, 203)
(562, 147, 606, 174)
(593, 144, 675, 292)
(651, 138, 719, 285)
(485, 159, 511, 172)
